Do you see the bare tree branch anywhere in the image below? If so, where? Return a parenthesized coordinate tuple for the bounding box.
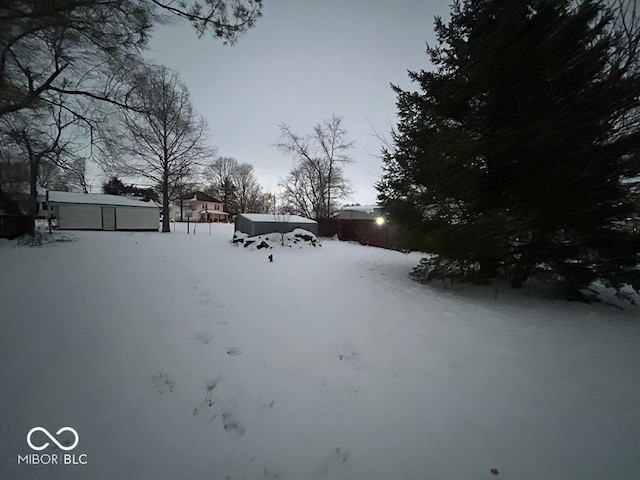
(102, 65, 214, 232)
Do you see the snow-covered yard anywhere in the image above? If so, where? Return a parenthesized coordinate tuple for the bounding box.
(1, 223, 639, 480)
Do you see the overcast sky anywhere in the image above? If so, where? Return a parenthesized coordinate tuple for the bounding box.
(142, 0, 452, 205)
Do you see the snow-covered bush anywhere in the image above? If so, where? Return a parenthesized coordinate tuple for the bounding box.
(15, 231, 76, 247)
(411, 255, 481, 284)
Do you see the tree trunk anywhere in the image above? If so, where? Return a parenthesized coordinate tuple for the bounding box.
(179, 183, 184, 222)
(327, 162, 333, 219)
(162, 175, 170, 233)
(27, 155, 40, 235)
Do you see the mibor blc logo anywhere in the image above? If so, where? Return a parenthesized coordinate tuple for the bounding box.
(18, 427, 88, 465)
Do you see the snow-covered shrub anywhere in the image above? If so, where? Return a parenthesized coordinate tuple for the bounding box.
(15, 231, 76, 247)
(411, 255, 481, 284)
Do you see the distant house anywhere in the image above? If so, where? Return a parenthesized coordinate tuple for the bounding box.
(235, 213, 318, 236)
(179, 192, 229, 222)
(47, 191, 160, 231)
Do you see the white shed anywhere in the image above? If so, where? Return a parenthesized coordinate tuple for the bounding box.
(47, 191, 160, 231)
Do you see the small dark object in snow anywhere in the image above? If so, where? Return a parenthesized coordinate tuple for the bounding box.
(268, 254, 273, 262)
(490, 468, 499, 475)
(294, 233, 314, 242)
(232, 237, 244, 244)
(243, 240, 255, 248)
(256, 240, 270, 249)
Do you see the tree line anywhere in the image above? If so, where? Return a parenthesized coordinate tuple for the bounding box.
(377, 0, 640, 301)
(0, 0, 263, 233)
(0, 0, 357, 233)
(101, 155, 272, 219)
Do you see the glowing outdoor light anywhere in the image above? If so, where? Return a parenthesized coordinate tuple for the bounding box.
(375, 216, 386, 226)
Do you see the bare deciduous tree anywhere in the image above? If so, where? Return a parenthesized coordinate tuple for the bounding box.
(0, 0, 263, 118)
(40, 156, 90, 193)
(233, 162, 262, 213)
(203, 157, 264, 214)
(608, 0, 640, 75)
(278, 156, 351, 219)
(103, 65, 213, 232)
(0, 95, 88, 228)
(275, 114, 354, 218)
(0, 1, 153, 118)
(203, 156, 238, 214)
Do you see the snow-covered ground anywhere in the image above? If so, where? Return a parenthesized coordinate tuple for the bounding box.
(1, 223, 639, 480)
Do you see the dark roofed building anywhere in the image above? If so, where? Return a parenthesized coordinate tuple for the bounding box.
(183, 191, 223, 203)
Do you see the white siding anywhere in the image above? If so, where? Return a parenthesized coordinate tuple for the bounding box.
(102, 207, 116, 230)
(116, 206, 159, 230)
(58, 205, 102, 229)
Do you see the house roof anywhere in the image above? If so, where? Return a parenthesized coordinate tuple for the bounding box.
(338, 205, 380, 214)
(183, 191, 222, 203)
(239, 213, 317, 224)
(47, 191, 160, 208)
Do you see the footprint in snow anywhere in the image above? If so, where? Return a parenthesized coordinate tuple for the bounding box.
(316, 446, 350, 476)
(195, 332, 214, 344)
(226, 347, 242, 356)
(222, 412, 245, 438)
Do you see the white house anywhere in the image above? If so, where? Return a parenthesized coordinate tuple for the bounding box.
(177, 191, 229, 222)
(47, 191, 160, 231)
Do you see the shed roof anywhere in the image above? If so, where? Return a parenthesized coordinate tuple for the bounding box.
(183, 191, 222, 203)
(239, 213, 317, 224)
(47, 191, 160, 208)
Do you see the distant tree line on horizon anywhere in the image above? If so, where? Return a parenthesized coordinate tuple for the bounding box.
(102, 155, 272, 218)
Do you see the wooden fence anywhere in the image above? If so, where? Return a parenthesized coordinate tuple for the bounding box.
(317, 218, 417, 251)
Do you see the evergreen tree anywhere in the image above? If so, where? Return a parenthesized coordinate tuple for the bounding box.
(378, 0, 640, 300)
(103, 177, 127, 196)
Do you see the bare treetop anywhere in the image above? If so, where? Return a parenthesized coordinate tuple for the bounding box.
(102, 65, 214, 232)
(276, 114, 354, 218)
(0, 0, 264, 118)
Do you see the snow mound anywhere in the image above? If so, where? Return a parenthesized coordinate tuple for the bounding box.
(15, 231, 77, 247)
(232, 228, 320, 249)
